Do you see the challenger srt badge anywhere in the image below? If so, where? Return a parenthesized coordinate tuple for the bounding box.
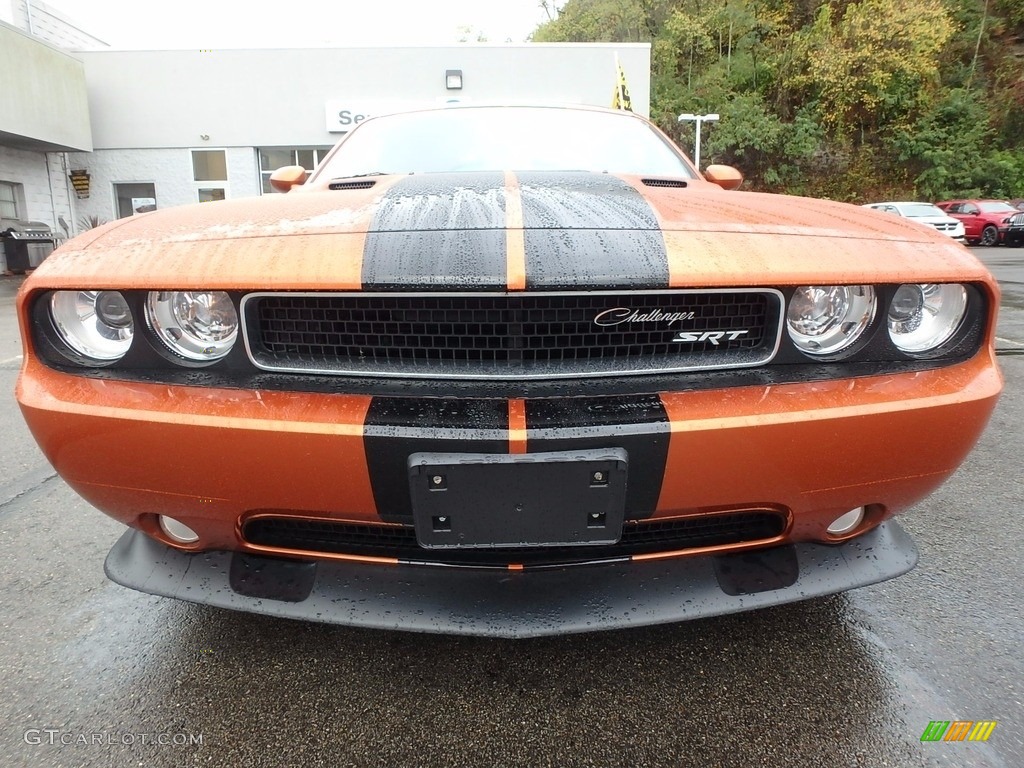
(593, 308, 749, 345)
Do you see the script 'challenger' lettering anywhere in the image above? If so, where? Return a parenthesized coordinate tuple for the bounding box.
(593, 307, 697, 326)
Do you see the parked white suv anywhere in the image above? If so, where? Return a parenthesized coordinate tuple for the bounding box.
(863, 202, 966, 243)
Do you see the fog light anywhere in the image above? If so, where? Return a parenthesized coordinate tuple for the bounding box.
(159, 515, 199, 544)
(827, 507, 865, 536)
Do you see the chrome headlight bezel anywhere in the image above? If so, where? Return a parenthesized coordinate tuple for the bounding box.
(785, 285, 878, 358)
(887, 283, 969, 355)
(144, 290, 239, 363)
(47, 290, 134, 366)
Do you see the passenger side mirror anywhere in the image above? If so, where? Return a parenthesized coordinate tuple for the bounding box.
(269, 165, 308, 193)
(703, 164, 743, 191)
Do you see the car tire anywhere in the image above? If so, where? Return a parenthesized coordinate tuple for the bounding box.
(980, 225, 999, 247)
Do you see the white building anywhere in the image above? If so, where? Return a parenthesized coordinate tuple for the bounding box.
(1, 1, 97, 260)
(1, 1, 651, 256)
(67, 44, 650, 225)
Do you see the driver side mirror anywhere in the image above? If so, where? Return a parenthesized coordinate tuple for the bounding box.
(269, 165, 308, 193)
(703, 165, 743, 191)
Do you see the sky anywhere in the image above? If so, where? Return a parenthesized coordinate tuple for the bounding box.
(39, 0, 555, 48)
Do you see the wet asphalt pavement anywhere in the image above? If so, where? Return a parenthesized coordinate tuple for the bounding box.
(1, 250, 1021, 767)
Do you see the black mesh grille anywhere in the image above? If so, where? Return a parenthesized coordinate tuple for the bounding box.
(242, 511, 787, 568)
(245, 291, 780, 379)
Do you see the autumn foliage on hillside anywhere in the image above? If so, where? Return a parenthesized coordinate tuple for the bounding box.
(533, 0, 1024, 201)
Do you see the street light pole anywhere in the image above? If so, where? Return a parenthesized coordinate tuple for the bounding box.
(677, 112, 720, 170)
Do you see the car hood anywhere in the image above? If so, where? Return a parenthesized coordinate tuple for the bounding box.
(908, 214, 962, 226)
(31, 171, 988, 291)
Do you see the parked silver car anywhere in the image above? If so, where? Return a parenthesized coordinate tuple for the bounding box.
(863, 202, 966, 243)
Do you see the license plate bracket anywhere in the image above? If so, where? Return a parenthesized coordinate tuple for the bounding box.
(408, 449, 628, 549)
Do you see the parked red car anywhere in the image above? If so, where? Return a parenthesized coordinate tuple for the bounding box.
(936, 200, 1019, 246)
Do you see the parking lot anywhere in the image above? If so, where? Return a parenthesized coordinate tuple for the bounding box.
(1, 248, 1021, 767)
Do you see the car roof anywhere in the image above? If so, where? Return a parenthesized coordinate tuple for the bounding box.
(940, 199, 1009, 204)
(871, 201, 939, 207)
(364, 101, 648, 121)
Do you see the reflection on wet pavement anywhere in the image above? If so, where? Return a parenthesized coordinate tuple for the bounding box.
(0, 486, 1010, 768)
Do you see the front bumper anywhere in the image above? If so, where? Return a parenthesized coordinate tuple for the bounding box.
(17, 351, 1002, 554)
(105, 521, 918, 638)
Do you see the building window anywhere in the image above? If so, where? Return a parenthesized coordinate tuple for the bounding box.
(258, 147, 332, 193)
(192, 150, 227, 182)
(114, 182, 157, 218)
(192, 149, 228, 202)
(0, 181, 21, 220)
(198, 188, 226, 203)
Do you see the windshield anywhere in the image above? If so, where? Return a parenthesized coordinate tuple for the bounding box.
(979, 202, 1016, 213)
(898, 203, 947, 218)
(313, 107, 696, 180)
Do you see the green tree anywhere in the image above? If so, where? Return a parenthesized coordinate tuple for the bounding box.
(532, 0, 652, 42)
(532, 0, 1023, 199)
(784, 0, 953, 136)
(892, 88, 1024, 199)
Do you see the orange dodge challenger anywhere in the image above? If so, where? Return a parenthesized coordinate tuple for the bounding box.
(16, 105, 1002, 637)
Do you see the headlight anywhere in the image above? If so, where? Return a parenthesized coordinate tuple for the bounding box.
(887, 283, 967, 353)
(146, 291, 238, 362)
(786, 285, 876, 356)
(49, 290, 134, 363)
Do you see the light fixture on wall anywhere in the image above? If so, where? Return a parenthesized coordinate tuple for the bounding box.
(69, 170, 90, 199)
(199, 134, 210, 141)
(445, 69, 463, 90)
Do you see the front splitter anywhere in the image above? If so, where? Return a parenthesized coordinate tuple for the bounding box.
(105, 522, 917, 638)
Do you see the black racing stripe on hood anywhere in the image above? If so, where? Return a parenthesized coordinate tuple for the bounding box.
(517, 172, 669, 290)
(525, 394, 669, 520)
(361, 173, 507, 290)
(363, 397, 509, 524)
